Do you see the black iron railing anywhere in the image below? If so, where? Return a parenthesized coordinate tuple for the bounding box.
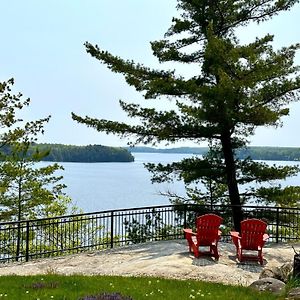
(0, 204, 299, 263)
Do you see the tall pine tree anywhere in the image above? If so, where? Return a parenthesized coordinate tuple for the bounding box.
(72, 0, 300, 230)
(0, 78, 67, 222)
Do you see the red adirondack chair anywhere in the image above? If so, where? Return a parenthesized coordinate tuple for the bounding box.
(183, 214, 223, 260)
(230, 218, 269, 265)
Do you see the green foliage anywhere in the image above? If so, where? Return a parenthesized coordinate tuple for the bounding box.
(0, 79, 77, 222)
(34, 143, 134, 163)
(0, 78, 30, 148)
(0, 78, 81, 259)
(285, 277, 300, 293)
(124, 210, 178, 244)
(130, 146, 300, 162)
(153, 147, 230, 207)
(34, 213, 106, 257)
(73, 1, 300, 230)
(238, 147, 300, 161)
(0, 207, 121, 261)
(0, 275, 279, 300)
(0, 195, 83, 260)
(128, 146, 209, 155)
(0, 146, 66, 221)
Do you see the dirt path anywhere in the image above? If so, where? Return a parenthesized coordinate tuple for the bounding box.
(0, 240, 297, 286)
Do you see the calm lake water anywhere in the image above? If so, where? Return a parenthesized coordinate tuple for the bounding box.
(55, 153, 191, 212)
(40, 153, 300, 213)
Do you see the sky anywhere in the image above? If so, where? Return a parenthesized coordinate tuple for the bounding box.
(1, 0, 300, 148)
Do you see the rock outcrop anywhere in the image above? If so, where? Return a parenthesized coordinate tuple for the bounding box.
(249, 277, 285, 295)
(259, 262, 293, 283)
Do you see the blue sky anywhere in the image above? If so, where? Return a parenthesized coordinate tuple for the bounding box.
(1, 1, 300, 147)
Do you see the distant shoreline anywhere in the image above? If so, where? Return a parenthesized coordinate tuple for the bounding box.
(31, 143, 134, 163)
(22, 144, 300, 163)
(128, 146, 300, 162)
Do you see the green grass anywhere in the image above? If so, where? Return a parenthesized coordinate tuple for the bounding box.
(0, 274, 281, 300)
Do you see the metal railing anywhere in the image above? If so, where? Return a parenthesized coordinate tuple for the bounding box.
(0, 204, 299, 263)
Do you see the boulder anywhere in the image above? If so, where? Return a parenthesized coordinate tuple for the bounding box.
(259, 262, 293, 283)
(249, 277, 285, 295)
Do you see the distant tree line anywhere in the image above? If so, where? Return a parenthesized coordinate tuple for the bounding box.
(127, 146, 209, 155)
(129, 147, 300, 162)
(237, 147, 300, 162)
(37, 144, 134, 163)
(1, 143, 134, 163)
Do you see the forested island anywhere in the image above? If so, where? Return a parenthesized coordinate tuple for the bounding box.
(128, 146, 300, 161)
(35, 144, 134, 162)
(13, 144, 300, 163)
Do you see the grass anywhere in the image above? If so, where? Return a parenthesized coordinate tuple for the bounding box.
(0, 274, 282, 300)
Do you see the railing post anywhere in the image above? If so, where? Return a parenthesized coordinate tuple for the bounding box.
(183, 204, 187, 230)
(276, 207, 280, 243)
(25, 221, 30, 262)
(110, 211, 114, 249)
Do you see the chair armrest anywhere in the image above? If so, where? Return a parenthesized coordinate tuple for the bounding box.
(230, 231, 240, 238)
(230, 231, 240, 249)
(183, 228, 197, 236)
(263, 233, 269, 242)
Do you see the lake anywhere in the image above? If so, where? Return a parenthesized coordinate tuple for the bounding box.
(56, 153, 191, 212)
(42, 153, 300, 213)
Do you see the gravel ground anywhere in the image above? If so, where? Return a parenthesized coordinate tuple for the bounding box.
(0, 240, 297, 286)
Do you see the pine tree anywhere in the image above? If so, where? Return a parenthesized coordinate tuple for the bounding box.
(0, 78, 77, 260)
(0, 79, 67, 222)
(158, 147, 229, 209)
(72, 0, 300, 231)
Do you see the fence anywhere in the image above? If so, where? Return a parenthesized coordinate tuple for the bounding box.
(0, 204, 299, 263)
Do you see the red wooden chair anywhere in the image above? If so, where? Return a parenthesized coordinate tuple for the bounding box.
(230, 218, 269, 265)
(183, 214, 223, 260)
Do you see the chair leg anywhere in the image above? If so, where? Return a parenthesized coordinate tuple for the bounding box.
(185, 234, 193, 255)
(238, 247, 242, 262)
(258, 249, 263, 265)
(237, 248, 264, 265)
(185, 234, 199, 258)
(211, 245, 219, 260)
(231, 235, 239, 256)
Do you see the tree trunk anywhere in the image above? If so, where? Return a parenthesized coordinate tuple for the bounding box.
(220, 130, 243, 232)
